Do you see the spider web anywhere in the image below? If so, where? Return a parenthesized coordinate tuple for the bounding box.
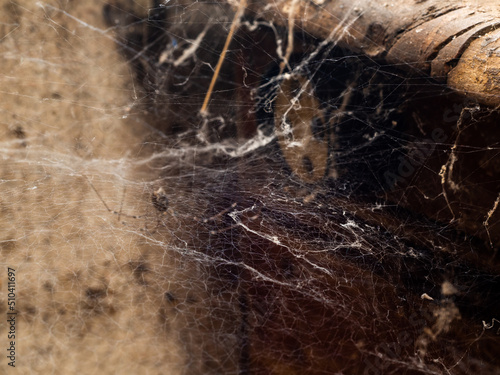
(0, 0, 499, 374)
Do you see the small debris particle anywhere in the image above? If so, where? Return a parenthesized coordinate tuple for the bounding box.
(421, 293, 434, 301)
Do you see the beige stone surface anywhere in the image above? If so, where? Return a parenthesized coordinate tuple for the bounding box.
(0, 1, 229, 374)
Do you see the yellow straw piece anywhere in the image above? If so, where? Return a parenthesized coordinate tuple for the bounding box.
(200, 0, 248, 115)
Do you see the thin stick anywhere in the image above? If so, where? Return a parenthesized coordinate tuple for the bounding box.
(200, 0, 247, 115)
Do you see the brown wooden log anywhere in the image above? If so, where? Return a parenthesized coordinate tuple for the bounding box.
(238, 0, 500, 107)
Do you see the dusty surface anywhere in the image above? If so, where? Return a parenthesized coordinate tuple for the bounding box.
(0, 1, 230, 374)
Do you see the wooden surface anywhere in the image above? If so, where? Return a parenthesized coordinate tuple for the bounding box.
(240, 0, 500, 107)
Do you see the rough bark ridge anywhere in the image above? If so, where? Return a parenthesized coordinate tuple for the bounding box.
(241, 0, 500, 107)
